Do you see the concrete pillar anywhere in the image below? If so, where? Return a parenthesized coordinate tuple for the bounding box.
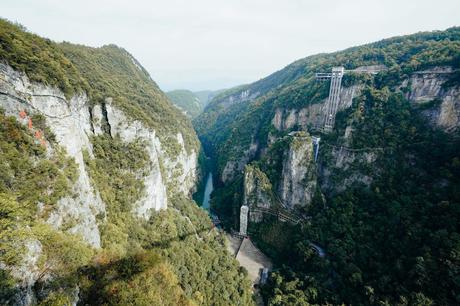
(240, 205, 249, 236)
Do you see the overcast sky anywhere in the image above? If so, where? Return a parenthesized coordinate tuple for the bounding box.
(1, 0, 459, 91)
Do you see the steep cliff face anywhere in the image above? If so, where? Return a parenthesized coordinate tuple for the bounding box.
(0, 62, 198, 304)
(320, 147, 376, 193)
(215, 81, 361, 193)
(221, 139, 258, 183)
(279, 132, 317, 209)
(0, 19, 257, 306)
(0, 63, 105, 248)
(208, 67, 460, 218)
(0, 62, 198, 239)
(241, 132, 318, 223)
(404, 67, 460, 132)
(195, 27, 460, 305)
(243, 165, 273, 222)
(216, 88, 260, 110)
(102, 98, 197, 215)
(272, 85, 361, 131)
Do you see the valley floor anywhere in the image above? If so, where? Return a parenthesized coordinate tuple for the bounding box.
(226, 234, 272, 306)
(226, 235, 273, 285)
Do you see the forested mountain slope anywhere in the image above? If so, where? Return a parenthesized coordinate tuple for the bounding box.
(0, 19, 253, 306)
(166, 89, 226, 119)
(194, 89, 225, 108)
(166, 89, 203, 118)
(195, 28, 460, 180)
(195, 27, 460, 305)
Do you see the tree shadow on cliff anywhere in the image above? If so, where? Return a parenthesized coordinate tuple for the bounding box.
(0, 269, 21, 306)
(11, 224, 217, 305)
(77, 250, 162, 305)
(77, 224, 216, 305)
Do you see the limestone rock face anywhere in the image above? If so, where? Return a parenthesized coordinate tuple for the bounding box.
(267, 67, 460, 200)
(221, 85, 360, 186)
(0, 63, 104, 248)
(279, 132, 317, 209)
(242, 132, 319, 222)
(404, 67, 460, 132)
(168, 132, 197, 196)
(103, 99, 197, 217)
(243, 165, 273, 222)
(221, 140, 258, 183)
(321, 147, 376, 193)
(91, 104, 105, 135)
(0, 63, 198, 304)
(272, 85, 361, 131)
(103, 100, 167, 215)
(217, 88, 260, 110)
(0, 62, 198, 228)
(5, 240, 42, 306)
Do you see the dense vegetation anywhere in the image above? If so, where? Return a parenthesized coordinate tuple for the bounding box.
(82, 134, 253, 305)
(0, 18, 198, 153)
(194, 89, 225, 109)
(166, 89, 204, 118)
(195, 28, 460, 305)
(166, 89, 226, 119)
(194, 26, 460, 176)
(0, 19, 254, 305)
(59, 43, 199, 153)
(0, 19, 88, 98)
(0, 106, 252, 306)
(260, 89, 460, 305)
(0, 110, 94, 305)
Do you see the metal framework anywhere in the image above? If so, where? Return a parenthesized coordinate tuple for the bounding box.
(316, 65, 390, 132)
(316, 67, 345, 132)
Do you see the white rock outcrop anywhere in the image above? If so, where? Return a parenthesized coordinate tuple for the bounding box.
(243, 165, 273, 222)
(279, 133, 317, 209)
(221, 140, 258, 183)
(7, 240, 42, 306)
(102, 100, 168, 215)
(0, 63, 104, 248)
(272, 85, 361, 131)
(242, 132, 319, 220)
(0, 62, 198, 241)
(219, 88, 260, 110)
(103, 99, 197, 217)
(319, 146, 377, 193)
(404, 67, 460, 132)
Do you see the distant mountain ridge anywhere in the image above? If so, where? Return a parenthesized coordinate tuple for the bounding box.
(166, 88, 225, 118)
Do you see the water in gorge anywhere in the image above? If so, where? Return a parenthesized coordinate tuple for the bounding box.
(202, 173, 213, 211)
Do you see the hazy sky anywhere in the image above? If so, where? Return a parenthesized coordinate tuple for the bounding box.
(1, 0, 459, 91)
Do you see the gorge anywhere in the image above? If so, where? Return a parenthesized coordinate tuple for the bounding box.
(1, 16, 460, 306)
